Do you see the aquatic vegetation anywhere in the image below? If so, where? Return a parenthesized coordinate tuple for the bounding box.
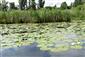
(0, 22, 85, 52)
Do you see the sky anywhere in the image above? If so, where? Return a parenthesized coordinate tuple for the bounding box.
(5, 0, 75, 7)
(44, 0, 75, 7)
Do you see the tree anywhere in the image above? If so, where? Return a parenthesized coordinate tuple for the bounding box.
(23, 0, 27, 9)
(10, 2, 15, 9)
(73, 0, 83, 7)
(39, 0, 45, 8)
(29, 0, 31, 7)
(1, 0, 8, 11)
(0, 2, 1, 10)
(61, 2, 67, 9)
(19, 0, 27, 10)
(31, 0, 36, 10)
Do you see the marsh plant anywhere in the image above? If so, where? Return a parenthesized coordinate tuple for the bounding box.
(0, 6, 84, 23)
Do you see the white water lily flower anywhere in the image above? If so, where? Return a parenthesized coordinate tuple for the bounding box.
(71, 43, 76, 45)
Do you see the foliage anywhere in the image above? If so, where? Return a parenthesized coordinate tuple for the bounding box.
(39, 0, 45, 8)
(61, 2, 67, 9)
(70, 4, 85, 20)
(9, 2, 16, 9)
(0, 4, 85, 23)
(31, 0, 36, 10)
(19, 0, 27, 10)
(73, 0, 83, 7)
(0, 0, 8, 11)
(0, 8, 72, 23)
(0, 3, 1, 10)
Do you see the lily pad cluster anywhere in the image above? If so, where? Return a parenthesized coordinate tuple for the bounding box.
(0, 22, 85, 52)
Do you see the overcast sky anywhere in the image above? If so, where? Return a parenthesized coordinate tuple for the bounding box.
(5, 0, 75, 7)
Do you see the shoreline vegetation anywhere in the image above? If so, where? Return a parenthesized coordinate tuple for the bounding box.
(0, 4, 85, 24)
(0, 0, 85, 24)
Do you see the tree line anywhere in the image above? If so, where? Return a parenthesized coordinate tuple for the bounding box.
(0, 0, 84, 11)
(0, 0, 45, 11)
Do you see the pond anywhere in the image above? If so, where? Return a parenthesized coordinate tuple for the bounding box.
(0, 22, 85, 57)
(0, 43, 85, 57)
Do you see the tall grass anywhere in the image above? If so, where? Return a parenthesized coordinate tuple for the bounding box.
(0, 4, 85, 24)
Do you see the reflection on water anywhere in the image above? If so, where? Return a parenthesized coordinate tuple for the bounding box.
(0, 43, 51, 57)
(0, 43, 85, 57)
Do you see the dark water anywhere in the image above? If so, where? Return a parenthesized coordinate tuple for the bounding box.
(0, 43, 85, 57)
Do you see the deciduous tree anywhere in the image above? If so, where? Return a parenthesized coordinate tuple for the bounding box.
(31, 0, 36, 10)
(61, 2, 67, 9)
(73, 0, 83, 7)
(19, 0, 27, 10)
(39, 0, 45, 8)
